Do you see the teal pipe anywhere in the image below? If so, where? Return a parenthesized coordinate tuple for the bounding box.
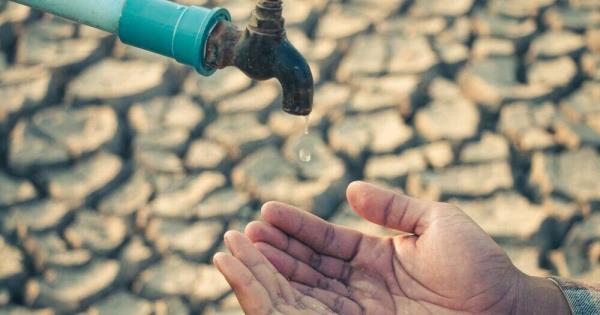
(119, 0, 230, 75)
(11, 0, 125, 32)
(11, 0, 231, 76)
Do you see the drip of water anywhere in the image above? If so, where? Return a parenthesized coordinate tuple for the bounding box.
(299, 148, 312, 162)
(304, 115, 309, 135)
(298, 115, 312, 163)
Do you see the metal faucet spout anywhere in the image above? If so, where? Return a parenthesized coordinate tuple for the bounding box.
(273, 42, 314, 116)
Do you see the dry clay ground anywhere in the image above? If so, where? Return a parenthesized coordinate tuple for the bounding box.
(1, 0, 600, 314)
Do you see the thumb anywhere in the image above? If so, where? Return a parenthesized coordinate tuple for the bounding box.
(346, 181, 438, 235)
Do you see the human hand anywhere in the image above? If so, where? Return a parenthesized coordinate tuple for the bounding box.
(213, 230, 335, 314)
(216, 181, 570, 314)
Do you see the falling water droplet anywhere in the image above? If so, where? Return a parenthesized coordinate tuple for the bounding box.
(299, 148, 312, 162)
(304, 115, 309, 135)
(298, 115, 312, 163)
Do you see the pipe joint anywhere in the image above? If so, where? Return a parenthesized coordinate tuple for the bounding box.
(118, 0, 230, 76)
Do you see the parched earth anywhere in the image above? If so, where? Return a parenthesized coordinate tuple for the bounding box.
(1, 0, 600, 314)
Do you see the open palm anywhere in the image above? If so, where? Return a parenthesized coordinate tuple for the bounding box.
(215, 182, 524, 314)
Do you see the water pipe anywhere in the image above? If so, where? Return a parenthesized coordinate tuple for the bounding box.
(9, 0, 313, 115)
(10, 0, 125, 32)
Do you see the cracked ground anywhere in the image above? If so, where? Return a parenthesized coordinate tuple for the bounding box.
(0, 0, 600, 314)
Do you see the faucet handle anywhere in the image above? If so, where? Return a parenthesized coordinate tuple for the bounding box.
(249, 0, 285, 35)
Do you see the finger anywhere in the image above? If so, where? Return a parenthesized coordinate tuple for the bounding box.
(254, 242, 351, 297)
(347, 181, 436, 235)
(223, 230, 295, 303)
(291, 282, 362, 315)
(213, 252, 272, 315)
(261, 201, 364, 260)
(246, 221, 352, 281)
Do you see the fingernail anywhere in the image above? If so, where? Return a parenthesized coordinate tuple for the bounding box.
(213, 253, 225, 270)
(223, 231, 233, 247)
(213, 252, 224, 263)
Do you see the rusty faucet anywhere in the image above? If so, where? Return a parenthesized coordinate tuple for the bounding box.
(205, 0, 313, 116)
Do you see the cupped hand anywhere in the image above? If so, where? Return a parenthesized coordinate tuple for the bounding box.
(215, 181, 565, 314)
(213, 231, 335, 314)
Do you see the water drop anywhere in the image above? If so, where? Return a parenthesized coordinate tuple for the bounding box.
(299, 148, 312, 162)
(303, 115, 309, 135)
(298, 115, 312, 163)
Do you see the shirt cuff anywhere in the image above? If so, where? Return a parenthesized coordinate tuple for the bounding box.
(548, 276, 600, 315)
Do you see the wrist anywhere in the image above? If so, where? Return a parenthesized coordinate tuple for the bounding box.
(512, 274, 571, 315)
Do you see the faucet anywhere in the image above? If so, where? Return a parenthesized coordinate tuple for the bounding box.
(205, 0, 313, 116)
(10, 0, 313, 116)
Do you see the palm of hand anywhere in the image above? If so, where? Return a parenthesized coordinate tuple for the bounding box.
(215, 182, 521, 315)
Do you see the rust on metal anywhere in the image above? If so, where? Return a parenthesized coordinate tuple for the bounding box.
(204, 0, 314, 116)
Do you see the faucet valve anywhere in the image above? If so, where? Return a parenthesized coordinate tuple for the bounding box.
(249, 0, 284, 35)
